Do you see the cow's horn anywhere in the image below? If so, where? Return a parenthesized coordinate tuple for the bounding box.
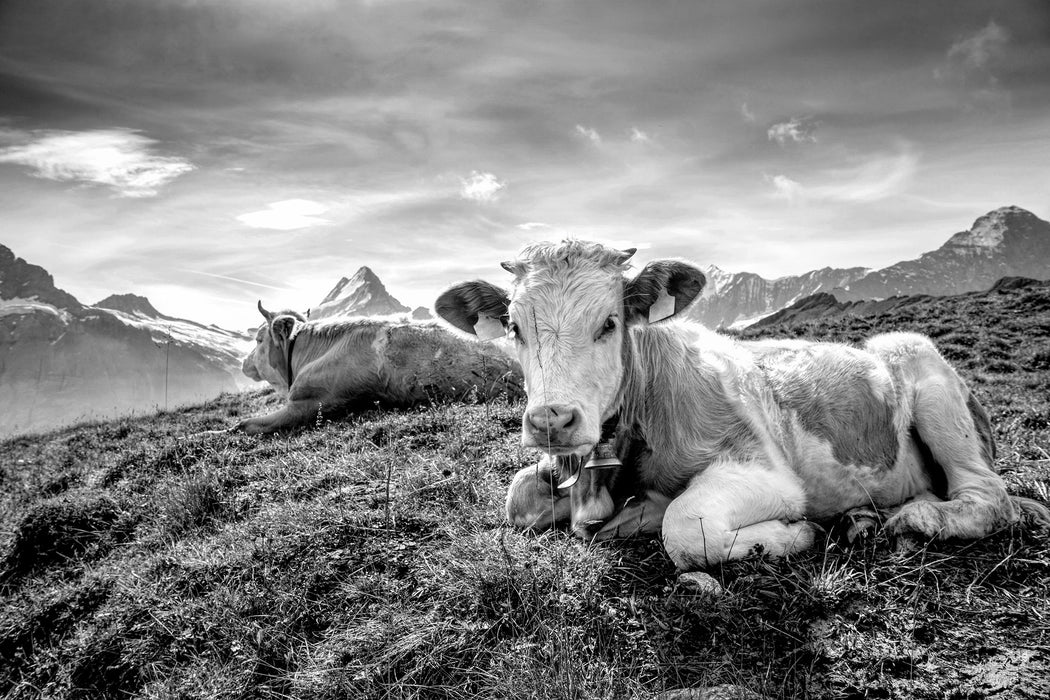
(501, 260, 525, 277)
(257, 300, 274, 320)
(616, 248, 637, 264)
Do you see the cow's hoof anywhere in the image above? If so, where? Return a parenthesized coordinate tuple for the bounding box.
(885, 500, 945, 540)
(845, 508, 880, 544)
(676, 571, 723, 598)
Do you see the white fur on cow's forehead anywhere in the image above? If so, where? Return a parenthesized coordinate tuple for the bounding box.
(508, 240, 634, 279)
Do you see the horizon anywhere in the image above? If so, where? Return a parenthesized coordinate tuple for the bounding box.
(2, 1, 1049, 329)
(3, 201, 1044, 329)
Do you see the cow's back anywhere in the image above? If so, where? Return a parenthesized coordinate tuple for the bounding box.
(381, 325, 523, 403)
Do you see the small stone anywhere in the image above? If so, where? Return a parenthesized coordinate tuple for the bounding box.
(676, 571, 723, 598)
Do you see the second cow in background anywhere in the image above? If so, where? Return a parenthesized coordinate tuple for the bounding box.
(238, 302, 522, 434)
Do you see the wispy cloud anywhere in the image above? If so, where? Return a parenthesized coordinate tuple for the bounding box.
(740, 103, 757, 124)
(460, 171, 505, 202)
(767, 148, 918, 204)
(0, 128, 194, 197)
(517, 222, 551, 231)
(574, 124, 602, 144)
(236, 199, 331, 230)
(630, 127, 651, 143)
(179, 269, 293, 291)
(935, 21, 1011, 109)
(767, 117, 819, 145)
(945, 21, 1009, 73)
(767, 174, 804, 201)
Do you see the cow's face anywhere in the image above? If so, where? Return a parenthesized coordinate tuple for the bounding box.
(242, 302, 303, 391)
(437, 241, 705, 457)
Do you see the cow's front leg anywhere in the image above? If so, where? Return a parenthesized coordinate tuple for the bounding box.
(505, 458, 572, 532)
(661, 459, 819, 570)
(592, 491, 672, 541)
(235, 400, 319, 434)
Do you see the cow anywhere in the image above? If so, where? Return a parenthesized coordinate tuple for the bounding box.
(435, 240, 1049, 571)
(237, 302, 523, 434)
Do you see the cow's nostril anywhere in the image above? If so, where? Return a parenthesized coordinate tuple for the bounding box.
(561, 409, 577, 430)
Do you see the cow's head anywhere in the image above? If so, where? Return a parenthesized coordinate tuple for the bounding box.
(242, 301, 306, 391)
(436, 240, 705, 456)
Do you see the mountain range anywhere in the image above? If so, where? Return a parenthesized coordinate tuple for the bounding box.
(687, 205, 1050, 329)
(0, 245, 253, 437)
(3, 205, 1048, 437)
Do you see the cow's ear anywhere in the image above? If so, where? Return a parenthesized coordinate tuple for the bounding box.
(624, 260, 705, 324)
(270, 314, 299, 344)
(435, 281, 510, 340)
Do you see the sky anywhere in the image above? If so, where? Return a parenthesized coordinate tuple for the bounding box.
(1, 0, 1049, 329)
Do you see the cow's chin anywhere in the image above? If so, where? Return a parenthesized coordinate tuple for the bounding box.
(521, 438, 596, 458)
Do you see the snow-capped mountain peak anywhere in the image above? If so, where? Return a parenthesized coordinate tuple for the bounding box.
(311, 266, 410, 319)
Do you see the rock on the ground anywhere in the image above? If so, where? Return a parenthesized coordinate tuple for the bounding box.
(676, 571, 724, 597)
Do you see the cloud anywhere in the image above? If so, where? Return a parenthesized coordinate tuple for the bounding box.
(0, 128, 194, 197)
(630, 127, 651, 143)
(767, 148, 918, 204)
(574, 124, 602, 144)
(460, 171, 505, 202)
(767, 174, 804, 201)
(236, 199, 331, 230)
(179, 269, 293, 291)
(935, 21, 1011, 109)
(740, 103, 757, 124)
(767, 117, 818, 145)
(517, 222, 551, 231)
(945, 21, 1009, 72)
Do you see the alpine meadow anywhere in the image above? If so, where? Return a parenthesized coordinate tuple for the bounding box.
(2, 277, 1049, 699)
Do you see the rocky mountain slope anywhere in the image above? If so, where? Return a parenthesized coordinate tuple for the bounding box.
(0, 245, 251, 437)
(747, 276, 1044, 332)
(689, 206, 1050, 328)
(839, 206, 1050, 299)
(310, 266, 411, 319)
(687, 265, 869, 329)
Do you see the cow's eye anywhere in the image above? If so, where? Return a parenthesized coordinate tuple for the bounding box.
(508, 322, 525, 345)
(596, 316, 617, 340)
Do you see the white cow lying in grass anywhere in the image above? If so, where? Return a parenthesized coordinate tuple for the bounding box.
(436, 240, 1049, 570)
(238, 302, 523, 434)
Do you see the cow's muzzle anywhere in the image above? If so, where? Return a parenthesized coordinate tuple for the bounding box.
(522, 403, 593, 454)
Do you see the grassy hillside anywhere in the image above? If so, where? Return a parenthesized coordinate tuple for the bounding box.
(2, 280, 1049, 699)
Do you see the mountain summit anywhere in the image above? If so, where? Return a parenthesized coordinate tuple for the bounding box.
(841, 206, 1050, 300)
(311, 266, 411, 319)
(686, 206, 1050, 328)
(94, 293, 164, 318)
(0, 244, 84, 313)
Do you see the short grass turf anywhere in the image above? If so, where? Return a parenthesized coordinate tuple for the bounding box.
(2, 279, 1050, 699)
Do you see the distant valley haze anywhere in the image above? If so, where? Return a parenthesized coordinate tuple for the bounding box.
(1, 0, 1049, 330)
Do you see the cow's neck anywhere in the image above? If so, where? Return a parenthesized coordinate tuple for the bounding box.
(283, 333, 298, 387)
(617, 323, 748, 493)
